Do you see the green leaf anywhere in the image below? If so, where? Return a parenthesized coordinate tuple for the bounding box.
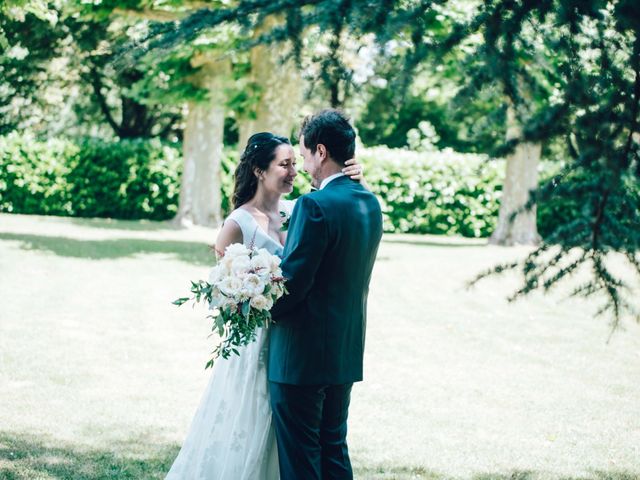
(241, 300, 250, 318)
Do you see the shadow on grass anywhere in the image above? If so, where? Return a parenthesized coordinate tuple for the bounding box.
(0, 232, 215, 266)
(382, 236, 488, 249)
(473, 472, 640, 480)
(0, 431, 179, 480)
(68, 217, 182, 232)
(0, 431, 638, 480)
(351, 467, 640, 480)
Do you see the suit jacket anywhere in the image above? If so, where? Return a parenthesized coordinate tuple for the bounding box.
(268, 175, 383, 385)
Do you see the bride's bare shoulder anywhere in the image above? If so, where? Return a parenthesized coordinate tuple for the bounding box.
(215, 216, 243, 256)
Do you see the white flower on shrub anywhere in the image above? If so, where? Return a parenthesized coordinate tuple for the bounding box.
(7, 44, 29, 60)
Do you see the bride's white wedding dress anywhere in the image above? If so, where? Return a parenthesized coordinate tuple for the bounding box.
(166, 202, 292, 480)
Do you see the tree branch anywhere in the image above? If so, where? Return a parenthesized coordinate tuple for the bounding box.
(88, 65, 122, 137)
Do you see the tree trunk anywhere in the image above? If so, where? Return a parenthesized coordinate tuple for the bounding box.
(489, 105, 542, 246)
(174, 54, 230, 227)
(237, 17, 303, 150)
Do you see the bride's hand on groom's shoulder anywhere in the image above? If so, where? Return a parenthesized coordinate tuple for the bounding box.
(343, 158, 369, 190)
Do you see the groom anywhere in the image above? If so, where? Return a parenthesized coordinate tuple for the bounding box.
(269, 109, 383, 480)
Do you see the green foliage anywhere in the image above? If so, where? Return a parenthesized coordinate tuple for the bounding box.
(0, 131, 631, 245)
(359, 147, 502, 237)
(458, 0, 640, 326)
(0, 134, 182, 220)
(0, 134, 78, 215)
(2, 134, 507, 237)
(0, 9, 67, 135)
(67, 138, 182, 220)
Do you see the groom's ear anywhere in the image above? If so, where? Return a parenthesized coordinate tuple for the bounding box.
(316, 143, 327, 161)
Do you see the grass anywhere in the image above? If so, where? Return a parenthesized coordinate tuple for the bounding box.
(1, 213, 639, 480)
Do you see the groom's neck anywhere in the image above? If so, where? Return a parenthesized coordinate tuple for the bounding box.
(315, 161, 343, 185)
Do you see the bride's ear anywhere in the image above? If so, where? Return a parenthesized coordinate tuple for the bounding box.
(253, 167, 263, 181)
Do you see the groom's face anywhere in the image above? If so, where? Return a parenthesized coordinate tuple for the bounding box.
(299, 135, 322, 188)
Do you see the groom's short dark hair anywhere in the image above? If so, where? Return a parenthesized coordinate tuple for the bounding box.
(300, 109, 356, 166)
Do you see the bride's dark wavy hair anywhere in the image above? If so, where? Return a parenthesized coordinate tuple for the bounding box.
(232, 132, 291, 209)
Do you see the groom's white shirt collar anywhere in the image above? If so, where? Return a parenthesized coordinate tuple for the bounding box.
(320, 172, 346, 190)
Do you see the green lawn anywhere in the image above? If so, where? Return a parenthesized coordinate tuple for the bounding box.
(1, 213, 639, 480)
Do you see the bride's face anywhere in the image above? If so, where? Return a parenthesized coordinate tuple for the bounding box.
(260, 144, 297, 194)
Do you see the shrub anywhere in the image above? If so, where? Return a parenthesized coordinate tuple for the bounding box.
(0, 134, 182, 220)
(2, 134, 513, 238)
(358, 147, 503, 237)
(0, 133, 78, 216)
(67, 138, 182, 220)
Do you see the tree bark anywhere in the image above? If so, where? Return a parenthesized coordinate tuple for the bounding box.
(237, 17, 304, 150)
(174, 54, 230, 227)
(489, 104, 542, 246)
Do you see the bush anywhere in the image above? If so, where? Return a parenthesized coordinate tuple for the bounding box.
(67, 138, 182, 220)
(0, 133, 78, 216)
(1, 134, 507, 237)
(0, 134, 182, 220)
(358, 147, 503, 237)
(536, 164, 640, 241)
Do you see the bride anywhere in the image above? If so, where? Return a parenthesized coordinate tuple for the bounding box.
(166, 132, 365, 479)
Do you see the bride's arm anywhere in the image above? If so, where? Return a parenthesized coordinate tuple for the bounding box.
(214, 220, 243, 257)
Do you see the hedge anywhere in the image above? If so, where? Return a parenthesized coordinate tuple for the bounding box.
(0, 133, 182, 220)
(1, 134, 511, 237)
(358, 147, 503, 237)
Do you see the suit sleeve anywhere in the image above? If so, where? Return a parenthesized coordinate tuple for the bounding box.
(270, 195, 327, 319)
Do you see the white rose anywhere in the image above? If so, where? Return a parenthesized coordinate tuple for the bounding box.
(208, 265, 224, 285)
(250, 295, 270, 311)
(250, 254, 271, 275)
(230, 255, 251, 275)
(219, 255, 234, 273)
(274, 282, 285, 298)
(264, 295, 274, 310)
(242, 273, 265, 297)
(219, 276, 243, 298)
(219, 295, 238, 312)
(225, 243, 250, 258)
(269, 255, 282, 273)
(208, 286, 224, 307)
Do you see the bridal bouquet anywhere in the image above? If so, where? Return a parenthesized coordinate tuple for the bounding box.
(174, 243, 287, 368)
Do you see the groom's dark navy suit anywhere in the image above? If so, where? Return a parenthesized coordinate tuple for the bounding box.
(269, 174, 382, 480)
